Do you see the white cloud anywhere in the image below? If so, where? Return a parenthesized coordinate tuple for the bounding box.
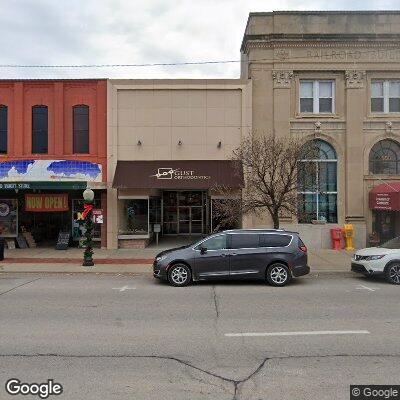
(0, 0, 398, 79)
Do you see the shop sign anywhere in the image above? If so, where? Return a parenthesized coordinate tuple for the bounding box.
(92, 209, 103, 224)
(25, 194, 69, 212)
(0, 182, 87, 190)
(150, 168, 211, 181)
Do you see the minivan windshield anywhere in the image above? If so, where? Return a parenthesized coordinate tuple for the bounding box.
(379, 236, 400, 249)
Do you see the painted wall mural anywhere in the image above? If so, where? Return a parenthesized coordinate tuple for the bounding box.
(0, 160, 102, 182)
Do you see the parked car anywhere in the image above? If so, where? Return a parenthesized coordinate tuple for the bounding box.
(351, 236, 400, 284)
(153, 229, 310, 287)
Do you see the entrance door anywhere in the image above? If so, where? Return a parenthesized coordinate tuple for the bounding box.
(178, 206, 190, 234)
(375, 211, 396, 244)
(178, 206, 203, 235)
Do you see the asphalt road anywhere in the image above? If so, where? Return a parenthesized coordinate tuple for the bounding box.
(0, 271, 398, 400)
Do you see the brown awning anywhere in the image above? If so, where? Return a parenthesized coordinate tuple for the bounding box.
(369, 182, 400, 211)
(112, 160, 244, 189)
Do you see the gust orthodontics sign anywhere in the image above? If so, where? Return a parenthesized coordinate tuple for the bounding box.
(25, 194, 69, 212)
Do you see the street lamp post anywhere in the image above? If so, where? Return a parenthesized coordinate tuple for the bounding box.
(82, 188, 95, 267)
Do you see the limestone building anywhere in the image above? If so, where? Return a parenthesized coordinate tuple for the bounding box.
(241, 11, 400, 248)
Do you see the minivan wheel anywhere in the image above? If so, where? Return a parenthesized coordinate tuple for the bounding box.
(385, 263, 400, 285)
(266, 263, 291, 287)
(168, 264, 192, 287)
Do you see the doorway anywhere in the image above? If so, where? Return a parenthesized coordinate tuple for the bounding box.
(178, 206, 203, 234)
(373, 211, 397, 244)
(162, 191, 207, 235)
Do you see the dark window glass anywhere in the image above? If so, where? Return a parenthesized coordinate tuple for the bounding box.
(197, 234, 227, 250)
(369, 139, 400, 175)
(371, 98, 384, 112)
(0, 105, 7, 154)
(389, 98, 400, 113)
(32, 106, 48, 154)
(73, 105, 89, 153)
(319, 98, 332, 113)
(230, 234, 259, 249)
(300, 98, 313, 113)
(260, 234, 292, 247)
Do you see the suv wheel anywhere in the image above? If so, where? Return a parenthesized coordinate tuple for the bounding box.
(168, 264, 192, 287)
(385, 263, 400, 285)
(266, 263, 291, 287)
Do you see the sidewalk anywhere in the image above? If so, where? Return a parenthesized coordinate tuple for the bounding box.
(0, 246, 355, 274)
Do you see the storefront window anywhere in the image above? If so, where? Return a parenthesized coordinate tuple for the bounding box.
(369, 139, 400, 175)
(0, 199, 18, 237)
(119, 198, 149, 236)
(149, 197, 161, 232)
(298, 140, 338, 223)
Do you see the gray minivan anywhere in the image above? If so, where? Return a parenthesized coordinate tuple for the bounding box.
(153, 229, 309, 287)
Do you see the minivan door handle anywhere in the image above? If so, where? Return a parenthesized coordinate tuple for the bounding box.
(231, 253, 237, 256)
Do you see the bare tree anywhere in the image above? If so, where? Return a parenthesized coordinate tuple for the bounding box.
(212, 132, 315, 230)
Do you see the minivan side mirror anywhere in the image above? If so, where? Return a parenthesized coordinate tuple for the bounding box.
(200, 246, 207, 255)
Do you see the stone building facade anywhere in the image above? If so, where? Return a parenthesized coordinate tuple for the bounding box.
(241, 11, 400, 248)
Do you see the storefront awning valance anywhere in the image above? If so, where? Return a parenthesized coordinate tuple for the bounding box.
(112, 160, 244, 190)
(369, 182, 400, 211)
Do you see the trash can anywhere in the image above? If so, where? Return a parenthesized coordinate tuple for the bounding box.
(330, 228, 342, 250)
(0, 237, 5, 261)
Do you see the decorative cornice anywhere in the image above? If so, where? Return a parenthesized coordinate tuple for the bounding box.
(245, 40, 400, 51)
(345, 70, 366, 88)
(272, 70, 293, 88)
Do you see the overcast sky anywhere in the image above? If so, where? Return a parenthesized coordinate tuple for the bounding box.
(0, 0, 399, 80)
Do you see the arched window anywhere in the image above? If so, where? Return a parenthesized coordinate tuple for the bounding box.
(32, 105, 48, 154)
(369, 139, 400, 175)
(0, 105, 7, 154)
(73, 105, 89, 154)
(298, 139, 338, 223)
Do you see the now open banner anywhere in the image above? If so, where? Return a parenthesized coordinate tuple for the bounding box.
(25, 194, 69, 212)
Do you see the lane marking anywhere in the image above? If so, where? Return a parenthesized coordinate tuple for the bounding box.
(112, 285, 136, 292)
(356, 284, 378, 292)
(224, 330, 370, 337)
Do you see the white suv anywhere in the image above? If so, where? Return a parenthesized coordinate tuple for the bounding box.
(352, 237, 400, 284)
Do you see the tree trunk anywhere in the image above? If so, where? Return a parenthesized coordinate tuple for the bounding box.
(272, 210, 280, 229)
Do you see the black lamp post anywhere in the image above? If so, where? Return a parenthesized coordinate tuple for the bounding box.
(82, 188, 95, 267)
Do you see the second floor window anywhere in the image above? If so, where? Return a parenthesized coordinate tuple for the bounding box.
(73, 105, 89, 154)
(0, 105, 7, 154)
(32, 105, 48, 154)
(371, 80, 400, 113)
(300, 80, 334, 114)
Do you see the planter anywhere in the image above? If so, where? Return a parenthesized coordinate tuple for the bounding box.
(311, 219, 326, 225)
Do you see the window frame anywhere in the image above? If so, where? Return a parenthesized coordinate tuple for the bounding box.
(31, 105, 48, 154)
(0, 105, 8, 154)
(369, 139, 400, 175)
(371, 80, 400, 114)
(297, 140, 338, 223)
(73, 104, 89, 154)
(299, 80, 335, 115)
(117, 195, 150, 239)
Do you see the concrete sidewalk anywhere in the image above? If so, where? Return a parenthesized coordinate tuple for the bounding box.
(0, 247, 355, 274)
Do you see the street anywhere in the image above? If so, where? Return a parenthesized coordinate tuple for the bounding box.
(0, 271, 399, 400)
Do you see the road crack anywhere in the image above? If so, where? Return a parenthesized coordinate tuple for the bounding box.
(0, 277, 41, 297)
(211, 285, 219, 319)
(1, 353, 399, 400)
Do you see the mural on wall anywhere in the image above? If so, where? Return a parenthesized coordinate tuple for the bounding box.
(0, 160, 102, 182)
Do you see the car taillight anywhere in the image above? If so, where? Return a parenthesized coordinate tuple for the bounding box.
(299, 245, 307, 253)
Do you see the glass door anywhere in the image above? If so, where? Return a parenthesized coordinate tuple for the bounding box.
(191, 206, 203, 234)
(178, 206, 190, 234)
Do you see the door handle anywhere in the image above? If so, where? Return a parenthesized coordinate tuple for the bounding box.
(231, 253, 237, 256)
(221, 253, 227, 257)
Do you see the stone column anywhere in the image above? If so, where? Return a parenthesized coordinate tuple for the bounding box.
(272, 70, 293, 137)
(344, 70, 367, 247)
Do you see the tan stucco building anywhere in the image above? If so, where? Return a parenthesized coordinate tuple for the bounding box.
(106, 80, 252, 249)
(106, 11, 400, 250)
(241, 11, 400, 249)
